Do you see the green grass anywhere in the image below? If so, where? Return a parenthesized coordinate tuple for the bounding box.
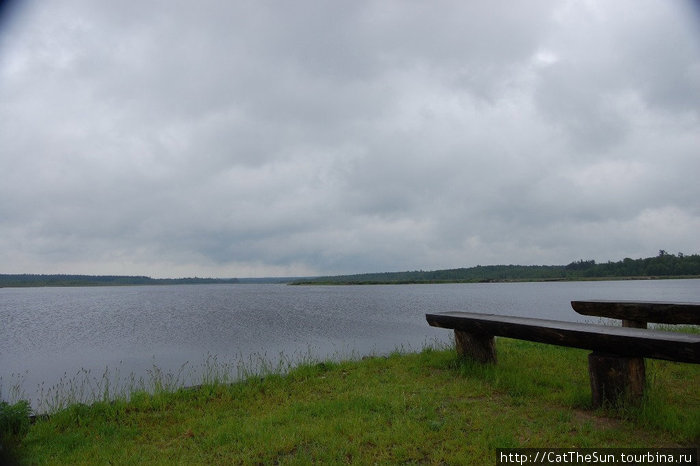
(10, 340, 700, 464)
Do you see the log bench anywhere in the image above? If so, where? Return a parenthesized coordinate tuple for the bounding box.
(570, 300, 700, 405)
(426, 303, 700, 407)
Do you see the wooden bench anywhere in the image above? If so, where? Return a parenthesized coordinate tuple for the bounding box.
(569, 300, 700, 405)
(426, 302, 700, 407)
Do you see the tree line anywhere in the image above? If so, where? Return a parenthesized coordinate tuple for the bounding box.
(292, 251, 700, 285)
(0, 274, 239, 287)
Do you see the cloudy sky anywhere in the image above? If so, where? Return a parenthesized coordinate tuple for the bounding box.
(1, 1, 699, 278)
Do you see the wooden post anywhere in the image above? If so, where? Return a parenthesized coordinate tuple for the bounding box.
(588, 352, 645, 407)
(454, 330, 497, 363)
(619, 319, 646, 405)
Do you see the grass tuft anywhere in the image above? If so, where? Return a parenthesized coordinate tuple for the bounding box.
(0, 399, 32, 464)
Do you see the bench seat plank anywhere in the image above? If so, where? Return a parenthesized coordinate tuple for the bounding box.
(426, 312, 700, 364)
(571, 300, 700, 325)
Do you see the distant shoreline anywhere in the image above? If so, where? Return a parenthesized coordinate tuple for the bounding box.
(3, 275, 700, 288)
(0, 274, 240, 288)
(3, 252, 699, 287)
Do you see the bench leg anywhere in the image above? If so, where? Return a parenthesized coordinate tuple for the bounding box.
(588, 352, 645, 408)
(454, 330, 497, 363)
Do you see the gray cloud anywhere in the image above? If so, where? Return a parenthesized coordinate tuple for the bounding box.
(1, 0, 698, 277)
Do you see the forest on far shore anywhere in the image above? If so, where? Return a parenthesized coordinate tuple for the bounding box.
(2, 251, 699, 287)
(0, 274, 238, 288)
(292, 251, 700, 285)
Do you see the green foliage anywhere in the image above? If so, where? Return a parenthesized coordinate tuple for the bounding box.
(574, 251, 700, 279)
(0, 400, 31, 439)
(0, 400, 31, 464)
(293, 252, 700, 284)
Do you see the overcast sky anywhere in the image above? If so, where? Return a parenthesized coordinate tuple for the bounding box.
(1, 1, 699, 278)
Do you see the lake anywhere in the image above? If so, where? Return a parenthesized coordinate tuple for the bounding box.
(1, 279, 698, 409)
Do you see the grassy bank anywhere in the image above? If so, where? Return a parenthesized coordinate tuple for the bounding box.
(7, 340, 700, 464)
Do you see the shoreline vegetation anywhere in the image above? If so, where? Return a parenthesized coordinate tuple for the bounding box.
(3, 340, 698, 464)
(2, 251, 699, 288)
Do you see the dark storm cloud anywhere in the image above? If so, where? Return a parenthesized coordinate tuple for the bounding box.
(0, 0, 698, 277)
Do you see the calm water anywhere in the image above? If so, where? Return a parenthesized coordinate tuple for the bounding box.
(2, 279, 699, 408)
